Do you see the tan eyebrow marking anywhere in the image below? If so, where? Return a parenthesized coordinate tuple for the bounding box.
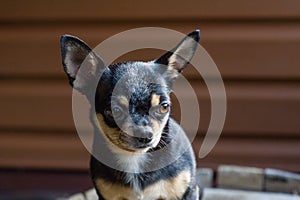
(151, 94, 161, 107)
(117, 96, 129, 107)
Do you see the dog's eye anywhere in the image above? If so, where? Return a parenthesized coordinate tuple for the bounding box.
(159, 103, 170, 114)
(112, 106, 123, 119)
(105, 106, 123, 119)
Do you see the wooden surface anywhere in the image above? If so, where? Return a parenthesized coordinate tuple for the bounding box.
(0, 0, 300, 192)
(1, 0, 300, 21)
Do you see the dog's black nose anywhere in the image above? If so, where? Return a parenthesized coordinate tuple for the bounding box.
(133, 128, 153, 144)
(137, 131, 153, 144)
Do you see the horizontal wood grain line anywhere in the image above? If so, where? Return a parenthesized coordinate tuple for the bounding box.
(1, 0, 300, 21)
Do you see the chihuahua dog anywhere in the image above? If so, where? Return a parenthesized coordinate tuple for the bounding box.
(60, 30, 200, 200)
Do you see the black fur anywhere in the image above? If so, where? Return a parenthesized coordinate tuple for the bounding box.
(60, 30, 201, 200)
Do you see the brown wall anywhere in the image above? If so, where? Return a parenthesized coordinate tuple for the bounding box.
(0, 0, 300, 192)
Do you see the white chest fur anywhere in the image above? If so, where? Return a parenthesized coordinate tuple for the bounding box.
(115, 152, 148, 189)
(115, 152, 147, 173)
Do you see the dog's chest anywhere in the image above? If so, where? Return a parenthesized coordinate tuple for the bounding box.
(95, 169, 191, 200)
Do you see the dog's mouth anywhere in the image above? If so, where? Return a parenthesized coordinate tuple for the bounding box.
(118, 131, 158, 151)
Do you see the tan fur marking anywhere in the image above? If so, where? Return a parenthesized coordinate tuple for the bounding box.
(143, 170, 191, 200)
(95, 179, 139, 200)
(96, 114, 150, 153)
(118, 96, 129, 107)
(96, 114, 136, 153)
(151, 94, 160, 107)
(96, 114, 120, 146)
(95, 170, 191, 200)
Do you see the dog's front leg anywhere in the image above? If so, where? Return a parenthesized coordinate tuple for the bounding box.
(97, 195, 105, 200)
(93, 188, 106, 200)
(181, 184, 200, 200)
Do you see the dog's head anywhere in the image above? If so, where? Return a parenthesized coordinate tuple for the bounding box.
(60, 30, 200, 153)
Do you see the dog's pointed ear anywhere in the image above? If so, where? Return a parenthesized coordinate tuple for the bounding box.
(154, 30, 200, 87)
(60, 35, 105, 92)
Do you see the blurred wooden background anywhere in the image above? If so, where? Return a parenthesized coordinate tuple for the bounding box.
(0, 0, 300, 193)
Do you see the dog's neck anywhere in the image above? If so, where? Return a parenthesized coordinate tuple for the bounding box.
(109, 143, 148, 172)
(108, 143, 149, 190)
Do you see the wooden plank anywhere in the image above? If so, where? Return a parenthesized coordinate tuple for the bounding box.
(217, 165, 264, 191)
(0, 22, 300, 79)
(0, 169, 92, 192)
(0, 81, 74, 131)
(0, 80, 299, 135)
(0, 132, 299, 172)
(0, 132, 90, 170)
(202, 188, 298, 200)
(1, 0, 300, 21)
(176, 81, 300, 135)
(193, 137, 300, 172)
